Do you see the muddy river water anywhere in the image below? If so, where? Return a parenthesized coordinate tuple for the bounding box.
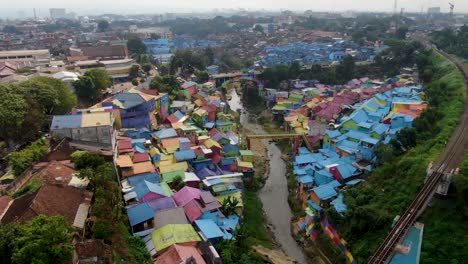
(228, 89, 308, 263)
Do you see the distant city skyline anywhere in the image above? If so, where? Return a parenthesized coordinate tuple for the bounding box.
(0, 0, 464, 19)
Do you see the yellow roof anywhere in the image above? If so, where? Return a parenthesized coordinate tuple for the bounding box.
(238, 161, 254, 168)
(215, 191, 243, 207)
(159, 162, 188, 173)
(149, 147, 160, 157)
(81, 112, 112, 127)
(204, 139, 221, 149)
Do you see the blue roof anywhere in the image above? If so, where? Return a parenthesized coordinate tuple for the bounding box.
(153, 128, 178, 139)
(361, 137, 380, 145)
(372, 123, 390, 135)
(295, 154, 315, 165)
(113, 93, 145, 109)
(174, 150, 196, 162)
(195, 219, 227, 239)
(324, 129, 341, 139)
(127, 172, 160, 186)
(337, 163, 359, 180)
(307, 200, 322, 210)
(298, 175, 314, 184)
(298, 147, 312, 155)
(345, 179, 365, 186)
(313, 184, 337, 201)
(358, 122, 374, 129)
(346, 130, 369, 141)
(390, 226, 424, 264)
(179, 138, 190, 143)
(134, 180, 170, 199)
(51, 115, 82, 129)
(351, 109, 369, 124)
(315, 169, 334, 186)
(330, 193, 347, 213)
(126, 202, 155, 226)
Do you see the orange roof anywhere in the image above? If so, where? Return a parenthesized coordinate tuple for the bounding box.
(131, 161, 155, 175)
(116, 155, 133, 168)
(161, 138, 180, 149)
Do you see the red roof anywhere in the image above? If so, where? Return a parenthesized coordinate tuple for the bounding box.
(155, 244, 206, 264)
(182, 199, 203, 222)
(132, 153, 150, 163)
(118, 141, 133, 152)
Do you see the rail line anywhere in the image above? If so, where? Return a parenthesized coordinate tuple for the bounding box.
(368, 48, 468, 264)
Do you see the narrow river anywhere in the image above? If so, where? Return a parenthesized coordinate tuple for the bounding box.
(228, 89, 308, 264)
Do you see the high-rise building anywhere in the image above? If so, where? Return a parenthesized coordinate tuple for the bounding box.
(427, 7, 441, 14)
(49, 8, 66, 20)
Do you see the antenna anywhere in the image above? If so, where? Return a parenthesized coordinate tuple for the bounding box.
(449, 1, 454, 17)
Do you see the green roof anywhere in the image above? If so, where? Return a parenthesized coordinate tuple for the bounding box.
(239, 150, 254, 156)
(162, 170, 185, 183)
(272, 105, 287, 111)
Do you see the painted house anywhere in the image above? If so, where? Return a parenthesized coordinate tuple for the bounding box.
(181, 81, 198, 99)
(50, 112, 116, 151)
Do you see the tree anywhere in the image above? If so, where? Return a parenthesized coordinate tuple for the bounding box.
(132, 79, 139, 86)
(0, 224, 21, 264)
(253, 24, 264, 33)
(221, 196, 239, 216)
(150, 33, 161, 39)
(84, 68, 111, 92)
(336, 55, 356, 83)
(0, 84, 29, 142)
(149, 75, 180, 93)
(72, 151, 106, 170)
(395, 26, 408, 40)
(129, 64, 140, 79)
(203, 47, 215, 65)
(127, 35, 147, 55)
(195, 70, 209, 83)
(97, 20, 110, 32)
(9, 138, 49, 176)
(13, 215, 74, 264)
(141, 63, 152, 73)
(73, 75, 97, 103)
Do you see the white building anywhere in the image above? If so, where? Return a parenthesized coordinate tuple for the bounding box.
(0, 49, 50, 66)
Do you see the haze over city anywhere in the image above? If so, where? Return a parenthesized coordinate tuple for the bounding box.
(0, 0, 465, 18)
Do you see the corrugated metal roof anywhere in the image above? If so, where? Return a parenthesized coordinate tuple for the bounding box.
(51, 115, 82, 129)
(81, 112, 112, 127)
(126, 202, 155, 226)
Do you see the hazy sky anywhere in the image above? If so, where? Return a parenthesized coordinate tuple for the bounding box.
(1, 0, 464, 18)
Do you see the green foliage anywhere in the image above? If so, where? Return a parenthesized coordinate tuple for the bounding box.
(12, 215, 74, 264)
(253, 24, 263, 33)
(72, 151, 105, 170)
(171, 175, 186, 191)
(395, 26, 408, 40)
(73, 68, 111, 103)
(97, 20, 110, 32)
(241, 80, 265, 114)
(141, 63, 152, 73)
(163, 17, 234, 37)
(0, 223, 21, 264)
(122, 223, 152, 264)
(169, 49, 207, 75)
(195, 70, 209, 83)
(149, 75, 180, 93)
(420, 155, 468, 263)
(341, 51, 466, 263)
(11, 178, 42, 198)
(129, 65, 140, 79)
(127, 35, 147, 55)
(149, 33, 160, 39)
(432, 25, 468, 59)
(9, 138, 49, 176)
(221, 196, 239, 216)
(0, 77, 76, 143)
(15, 67, 32, 74)
(131, 79, 139, 86)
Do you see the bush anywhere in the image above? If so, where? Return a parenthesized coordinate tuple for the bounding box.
(9, 138, 49, 176)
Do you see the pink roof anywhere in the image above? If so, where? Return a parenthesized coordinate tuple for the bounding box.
(155, 244, 206, 264)
(173, 186, 201, 207)
(183, 200, 203, 222)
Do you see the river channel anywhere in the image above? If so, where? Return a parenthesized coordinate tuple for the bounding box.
(228, 89, 308, 264)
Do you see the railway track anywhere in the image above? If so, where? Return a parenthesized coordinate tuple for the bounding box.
(368, 48, 468, 264)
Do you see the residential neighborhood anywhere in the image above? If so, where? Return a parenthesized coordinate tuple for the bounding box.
(1, 4, 468, 264)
